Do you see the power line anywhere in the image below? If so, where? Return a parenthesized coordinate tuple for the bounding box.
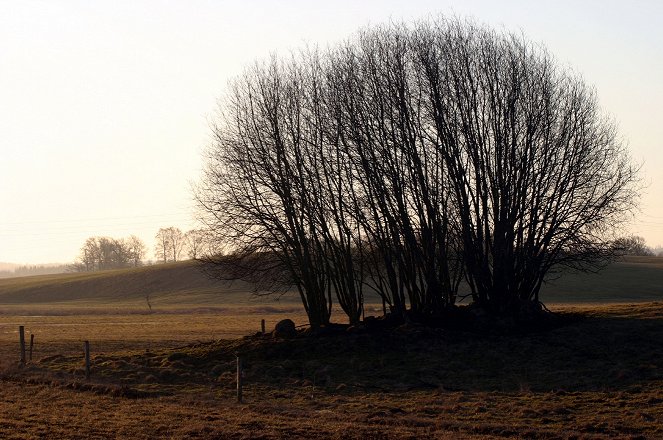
(0, 210, 194, 227)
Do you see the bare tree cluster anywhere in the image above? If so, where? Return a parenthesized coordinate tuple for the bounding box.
(614, 235, 655, 257)
(154, 227, 185, 263)
(154, 227, 208, 263)
(197, 18, 639, 327)
(184, 229, 208, 259)
(72, 235, 146, 272)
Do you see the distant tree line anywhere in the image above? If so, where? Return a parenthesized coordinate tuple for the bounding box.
(71, 228, 207, 272)
(71, 235, 147, 272)
(153, 227, 207, 263)
(0, 264, 69, 278)
(615, 235, 656, 257)
(197, 17, 639, 328)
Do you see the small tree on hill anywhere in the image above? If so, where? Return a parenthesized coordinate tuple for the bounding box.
(126, 235, 147, 267)
(154, 228, 171, 263)
(185, 229, 208, 260)
(154, 227, 185, 263)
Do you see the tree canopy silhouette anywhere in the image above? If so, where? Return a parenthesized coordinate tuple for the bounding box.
(196, 17, 639, 327)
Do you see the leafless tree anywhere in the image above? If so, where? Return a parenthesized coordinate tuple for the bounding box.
(198, 17, 639, 325)
(198, 57, 334, 327)
(126, 235, 147, 266)
(328, 25, 465, 318)
(411, 18, 639, 314)
(614, 235, 654, 257)
(154, 228, 171, 263)
(185, 229, 208, 260)
(167, 227, 185, 262)
(154, 227, 185, 263)
(74, 235, 144, 271)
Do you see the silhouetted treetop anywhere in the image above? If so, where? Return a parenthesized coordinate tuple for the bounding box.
(197, 16, 639, 326)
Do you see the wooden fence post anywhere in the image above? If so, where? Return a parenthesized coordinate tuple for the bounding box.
(19, 326, 25, 366)
(29, 334, 34, 362)
(236, 355, 243, 404)
(84, 341, 90, 379)
(261, 319, 266, 335)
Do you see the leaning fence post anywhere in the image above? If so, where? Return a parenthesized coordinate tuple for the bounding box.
(19, 326, 25, 366)
(236, 355, 243, 403)
(84, 340, 90, 379)
(29, 334, 34, 362)
(261, 319, 266, 335)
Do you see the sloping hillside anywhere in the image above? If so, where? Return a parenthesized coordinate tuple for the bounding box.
(0, 261, 298, 309)
(540, 256, 663, 303)
(0, 257, 660, 310)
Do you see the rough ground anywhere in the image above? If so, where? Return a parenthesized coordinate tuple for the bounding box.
(1, 302, 662, 438)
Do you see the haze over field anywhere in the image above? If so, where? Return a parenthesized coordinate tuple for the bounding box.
(1, 0, 662, 264)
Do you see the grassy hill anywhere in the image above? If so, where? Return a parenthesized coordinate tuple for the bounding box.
(0, 257, 660, 311)
(540, 256, 663, 303)
(0, 261, 300, 311)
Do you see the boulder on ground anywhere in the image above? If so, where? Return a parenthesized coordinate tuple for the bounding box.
(273, 319, 297, 338)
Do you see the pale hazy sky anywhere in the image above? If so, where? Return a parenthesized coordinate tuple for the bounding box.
(1, 0, 662, 264)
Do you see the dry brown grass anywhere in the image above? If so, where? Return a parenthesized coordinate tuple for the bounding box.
(0, 302, 662, 438)
(0, 381, 478, 439)
(0, 308, 309, 362)
(1, 259, 661, 438)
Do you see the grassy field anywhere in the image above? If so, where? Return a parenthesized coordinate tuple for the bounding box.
(0, 258, 661, 438)
(539, 256, 663, 304)
(0, 261, 285, 309)
(0, 257, 661, 312)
